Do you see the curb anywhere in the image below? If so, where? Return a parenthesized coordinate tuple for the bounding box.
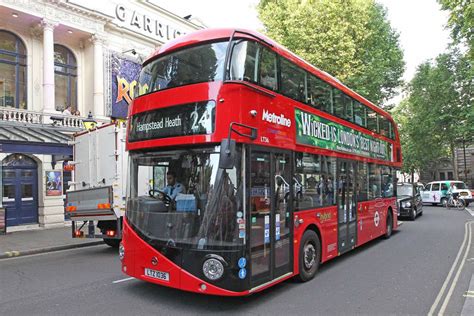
(0, 241, 104, 260)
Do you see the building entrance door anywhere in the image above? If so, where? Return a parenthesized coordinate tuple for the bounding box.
(2, 154, 38, 227)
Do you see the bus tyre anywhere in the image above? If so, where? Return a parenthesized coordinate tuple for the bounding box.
(103, 238, 121, 248)
(384, 211, 393, 239)
(296, 230, 320, 282)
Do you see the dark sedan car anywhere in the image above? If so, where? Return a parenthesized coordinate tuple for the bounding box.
(397, 183, 423, 220)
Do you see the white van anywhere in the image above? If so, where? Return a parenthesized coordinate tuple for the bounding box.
(421, 180, 472, 206)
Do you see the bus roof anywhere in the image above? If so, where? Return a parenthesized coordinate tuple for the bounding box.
(145, 28, 393, 122)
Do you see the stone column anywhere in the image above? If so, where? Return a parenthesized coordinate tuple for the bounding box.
(91, 34, 106, 118)
(41, 19, 58, 113)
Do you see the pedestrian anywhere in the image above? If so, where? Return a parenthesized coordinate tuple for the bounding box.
(62, 106, 72, 115)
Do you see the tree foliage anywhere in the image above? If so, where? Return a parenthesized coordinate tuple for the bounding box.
(257, 0, 405, 105)
(438, 0, 474, 60)
(393, 49, 473, 178)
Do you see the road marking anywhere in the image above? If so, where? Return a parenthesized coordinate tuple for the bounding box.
(113, 277, 134, 284)
(462, 278, 474, 315)
(440, 222, 472, 314)
(466, 208, 474, 216)
(429, 221, 473, 315)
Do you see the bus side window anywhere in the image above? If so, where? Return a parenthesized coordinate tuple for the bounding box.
(357, 162, 369, 201)
(229, 40, 259, 83)
(368, 163, 381, 199)
(353, 101, 367, 127)
(280, 58, 306, 103)
(381, 166, 393, 198)
(258, 47, 278, 91)
(307, 74, 333, 114)
(367, 109, 378, 133)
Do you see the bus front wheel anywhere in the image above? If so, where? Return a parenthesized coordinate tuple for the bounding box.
(296, 230, 321, 282)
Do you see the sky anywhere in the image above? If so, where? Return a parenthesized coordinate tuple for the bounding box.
(153, 0, 451, 83)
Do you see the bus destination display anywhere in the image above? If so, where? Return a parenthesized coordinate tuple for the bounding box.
(129, 101, 215, 142)
(295, 108, 391, 161)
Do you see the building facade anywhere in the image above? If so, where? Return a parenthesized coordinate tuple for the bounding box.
(0, 0, 202, 231)
(419, 145, 474, 188)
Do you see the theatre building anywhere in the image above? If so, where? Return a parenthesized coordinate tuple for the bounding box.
(0, 0, 202, 232)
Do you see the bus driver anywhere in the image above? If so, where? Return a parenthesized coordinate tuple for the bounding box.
(162, 171, 184, 200)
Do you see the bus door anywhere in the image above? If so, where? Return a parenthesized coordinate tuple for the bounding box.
(337, 159, 357, 254)
(248, 149, 293, 288)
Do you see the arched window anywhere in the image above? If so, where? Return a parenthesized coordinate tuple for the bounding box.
(54, 44, 77, 113)
(0, 30, 27, 109)
(2, 154, 37, 167)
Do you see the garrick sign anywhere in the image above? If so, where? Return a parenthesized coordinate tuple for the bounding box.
(295, 109, 391, 161)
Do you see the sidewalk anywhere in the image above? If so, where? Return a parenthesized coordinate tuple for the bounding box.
(0, 226, 104, 260)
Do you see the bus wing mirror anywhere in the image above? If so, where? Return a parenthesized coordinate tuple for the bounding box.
(219, 139, 236, 169)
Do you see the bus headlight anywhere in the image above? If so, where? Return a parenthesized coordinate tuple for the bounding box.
(119, 243, 125, 261)
(202, 258, 224, 281)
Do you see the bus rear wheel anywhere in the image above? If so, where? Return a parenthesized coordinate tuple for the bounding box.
(384, 210, 393, 239)
(296, 230, 321, 282)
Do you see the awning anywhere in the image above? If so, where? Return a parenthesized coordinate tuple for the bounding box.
(0, 122, 74, 155)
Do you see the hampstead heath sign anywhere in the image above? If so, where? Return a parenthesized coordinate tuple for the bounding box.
(295, 109, 391, 161)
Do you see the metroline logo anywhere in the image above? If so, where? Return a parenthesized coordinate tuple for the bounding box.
(262, 109, 291, 127)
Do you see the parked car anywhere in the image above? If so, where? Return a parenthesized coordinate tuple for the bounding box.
(421, 180, 472, 207)
(397, 183, 423, 220)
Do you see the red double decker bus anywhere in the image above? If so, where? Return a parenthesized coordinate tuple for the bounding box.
(121, 28, 402, 296)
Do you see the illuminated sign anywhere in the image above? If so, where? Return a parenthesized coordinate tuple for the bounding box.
(129, 101, 215, 142)
(295, 109, 391, 161)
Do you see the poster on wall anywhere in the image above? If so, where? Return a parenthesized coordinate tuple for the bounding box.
(111, 54, 142, 119)
(46, 171, 62, 196)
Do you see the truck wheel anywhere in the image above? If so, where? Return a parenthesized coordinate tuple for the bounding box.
(103, 238, 121, 248)
(295, 230, 320, 282)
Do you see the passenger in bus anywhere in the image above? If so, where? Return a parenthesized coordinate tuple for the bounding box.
(382, 175, 394, 197)
(326, 176, 335, 204)
(161, 171, 184, 200)
(260, 71, 277, 90)
(317, 176, 326, 206)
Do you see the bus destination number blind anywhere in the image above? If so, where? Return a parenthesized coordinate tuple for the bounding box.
(129, 101, 216, 142)
(295, 108, 391, 161)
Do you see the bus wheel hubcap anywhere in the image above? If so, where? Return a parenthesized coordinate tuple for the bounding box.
(304, 243, 316, 270)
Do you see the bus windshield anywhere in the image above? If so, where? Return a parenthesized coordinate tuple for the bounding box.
(137, 41, 228, 96)
(126, 146, 243, 250)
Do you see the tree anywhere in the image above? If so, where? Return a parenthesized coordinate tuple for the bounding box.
(394, 49, 473, 180)
(257, 0, 405, 105)
(438, 0, 474, 60)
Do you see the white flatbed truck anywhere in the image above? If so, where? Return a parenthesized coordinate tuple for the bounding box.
(65, 123, 127, 247)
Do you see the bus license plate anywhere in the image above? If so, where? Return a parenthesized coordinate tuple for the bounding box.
(144, 268, 169, 281)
